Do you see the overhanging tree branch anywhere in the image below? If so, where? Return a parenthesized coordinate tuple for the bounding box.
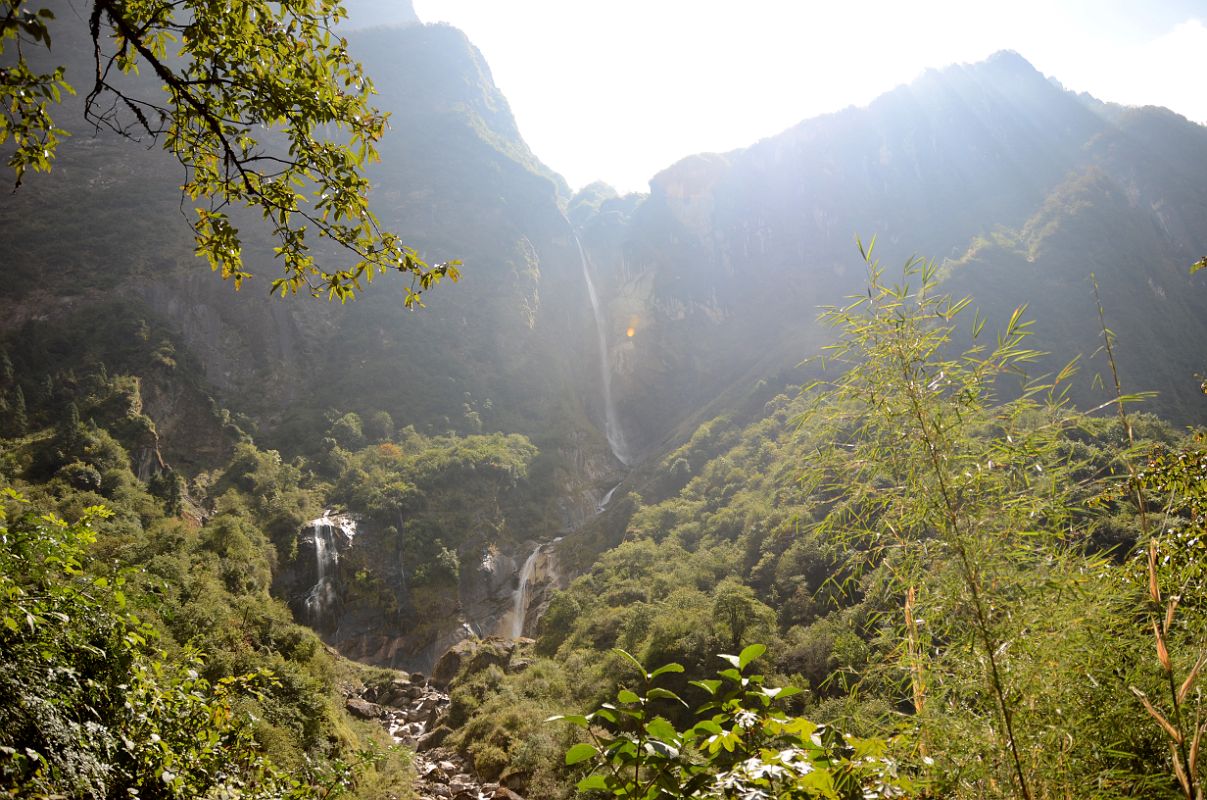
(2, 0, 459, 303)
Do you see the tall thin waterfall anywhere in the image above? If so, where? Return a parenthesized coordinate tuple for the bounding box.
(509, 544, 543, 639)
(576, 237, 631, 465)
(397, 510, 409, 599)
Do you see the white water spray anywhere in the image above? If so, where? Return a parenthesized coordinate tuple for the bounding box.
(509, 545, 542, 639)
(597, 482, 622, 513)
(576, 236, 631, 465)
(302, 512, 355, 629)
(505, 536, 565, 638)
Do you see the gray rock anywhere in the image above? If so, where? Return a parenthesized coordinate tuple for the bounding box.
(345, 697, 385, 719)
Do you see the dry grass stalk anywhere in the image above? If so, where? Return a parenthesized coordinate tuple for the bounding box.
(1095, 280, 1204, 800)
(1128, 539, 1207, 800)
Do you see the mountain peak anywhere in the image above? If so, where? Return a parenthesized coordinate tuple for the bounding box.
(982, 49, 1040, 74)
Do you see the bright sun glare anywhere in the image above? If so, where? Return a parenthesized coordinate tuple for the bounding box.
(412, 1, 1207, 193)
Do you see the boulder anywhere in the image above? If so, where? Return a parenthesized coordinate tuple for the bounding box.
(345, 697, 385, 720)
(418, 724, 452, 751)
(432, 637, 513, 688)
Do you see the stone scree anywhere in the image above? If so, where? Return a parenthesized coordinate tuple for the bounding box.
(345, 640, 534, 800)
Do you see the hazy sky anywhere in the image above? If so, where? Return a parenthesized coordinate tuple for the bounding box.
(410, 1, 1207, 194)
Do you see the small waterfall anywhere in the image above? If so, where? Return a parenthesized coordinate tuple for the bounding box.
(597, 482, 622, 513)
(504, 536, 565, 639)
(576, 236, 631, 465)
(302, 512, 355, 629)
(509, 545, 542, 638)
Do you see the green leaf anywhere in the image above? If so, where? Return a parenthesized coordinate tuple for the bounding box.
(617, 689, 640, 704)
(737, 643, 766, 670)
(644, 716, 679, 742)
(565, 743, 598, 765)
(646, 687, 687, 706)
(763, 685, 802, 700)
(690, 679, 722, 695)
(576, 774, 609, 791)
(797, 768, 836, 793)
(649, 662, 685, 678)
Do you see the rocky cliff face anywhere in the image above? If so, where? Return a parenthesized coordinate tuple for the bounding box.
(6, 28, 1207, 679)
(275, 515, 571, 672)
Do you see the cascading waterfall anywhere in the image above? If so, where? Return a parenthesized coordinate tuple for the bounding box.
(506, 536, 565, 638)
(597, 482, 622, 513)
(576, 236, 631, 465)
(509, 545, 542, 639)
(500, 237, 631, 640)
(302, 512, 355, 629)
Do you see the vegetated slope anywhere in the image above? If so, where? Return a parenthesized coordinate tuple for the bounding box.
(3, 20, 1207, 798)
(575, 50, 1207, 446)
(0, 368, 416, 797)
(442, 275, 1206, 798)
(0, 15, 622, 710)
(0, 20, 619, 497)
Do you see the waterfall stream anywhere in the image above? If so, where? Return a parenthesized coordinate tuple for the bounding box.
(576, 236, 631, 465)
(497, 235, 630, 640)
(302, 512, 355, 629)
(505, 535, 566, 638)
(509, 545, 542, 639)
(597, 482, 622, 513)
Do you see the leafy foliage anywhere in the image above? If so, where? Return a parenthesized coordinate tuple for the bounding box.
(502, 242, 1207, 799)
(0, 4, 72, 185)
(0, 366, 412, 798)
(1, 0, 459, 301)
(551, 644, 909, 799)
(0, 490, 327, 798)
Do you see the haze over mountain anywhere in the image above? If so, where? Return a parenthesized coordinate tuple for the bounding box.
(3, 10, 1207, 798)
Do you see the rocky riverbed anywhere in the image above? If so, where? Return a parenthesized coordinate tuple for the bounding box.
(343, 638, 535, 800)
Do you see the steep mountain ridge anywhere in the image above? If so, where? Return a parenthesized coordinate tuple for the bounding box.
(0, 20, 619, 479)
(573, 51, 1207, 440)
